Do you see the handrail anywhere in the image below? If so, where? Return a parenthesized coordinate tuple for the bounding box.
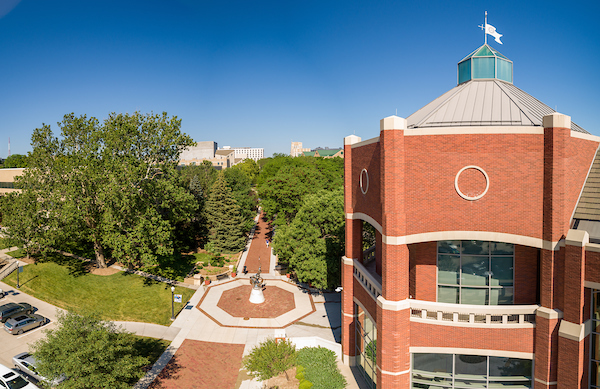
(409, 299, 539, 326)
(353, 259, 382, 299)
(363, 246, 376, 264)
(0, 259, 18, 281)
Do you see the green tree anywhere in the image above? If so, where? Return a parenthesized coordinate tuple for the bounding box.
(18, 112, 196, 268)
(179, 160, 217, 197)
(2, 153, 27, 168)
(233, 158, 260, 184)
(31, 311, 149, 389)
(205, 172, 246, 253)
(224, 166, 256, 230)
(273, 189, 344, 289)
(0, 190, 46, 260)
(243, 338, 297, 381)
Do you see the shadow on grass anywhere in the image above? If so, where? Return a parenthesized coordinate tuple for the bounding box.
(39, 251, 90, 277)
(18, 275, 39, 288)
(139, 254, 198, 282)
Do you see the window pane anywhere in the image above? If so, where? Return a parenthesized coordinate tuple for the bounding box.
(489, 357, 532, 377)
(593, 361, 600, 386)
(413, 353, 453, 373)
(491, 242, 513, 255)
(461, 287, 488, 305)
(488, 381, 531, 388)
(461, 256, 489, 286)
(491, 257, 513, 286)
(438, 255, 460, 285)
(461, 241, 489, 255)
(439, 241, 460, 254)
(594, 334, 600, 361)
(439, 286, 459, 304)
(455, 354, 487, 377)
(496, 287, 513, 305)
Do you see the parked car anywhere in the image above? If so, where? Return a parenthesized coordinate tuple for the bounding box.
(0, 363, 40, 389)
(0, 303, 33, 323)
(4, 314, 46, 335)
(12, 353, 67, 387)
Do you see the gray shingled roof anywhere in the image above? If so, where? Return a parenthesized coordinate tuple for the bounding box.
(407, 79, 588, 133)
(574, 148, 600, 222)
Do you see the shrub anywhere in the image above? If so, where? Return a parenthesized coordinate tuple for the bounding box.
(297, 347, 346, 389)
(243, 338, 297, 381)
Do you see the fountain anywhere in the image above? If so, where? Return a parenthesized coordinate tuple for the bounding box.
(249, 266, 265, 304)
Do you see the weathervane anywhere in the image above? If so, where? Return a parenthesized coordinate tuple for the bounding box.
(478, 11, 503, 45)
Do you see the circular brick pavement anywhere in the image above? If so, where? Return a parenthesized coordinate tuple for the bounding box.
(217, 285, 295, 318)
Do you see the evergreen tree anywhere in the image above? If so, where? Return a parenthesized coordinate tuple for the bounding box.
(205, 172, 246, 253)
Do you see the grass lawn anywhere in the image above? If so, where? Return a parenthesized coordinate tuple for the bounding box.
(3, 261, 195, 326)
(6, 248, 26, 258)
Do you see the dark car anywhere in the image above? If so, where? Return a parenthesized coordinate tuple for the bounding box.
(0, 302, 33, 323)
(4, 314, 46, 335)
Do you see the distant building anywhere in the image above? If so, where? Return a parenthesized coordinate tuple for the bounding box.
(291, 142, 310, 157)
(179, 141, 239, 170)
(220, 146, 264, 162)
(0, 168, 24, 195)
(301, 147, 344, 158)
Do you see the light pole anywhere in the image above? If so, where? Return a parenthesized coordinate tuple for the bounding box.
(170, 286, 175, 321)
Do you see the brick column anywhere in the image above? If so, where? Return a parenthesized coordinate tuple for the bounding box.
(376, 299, 410, 388)
(535, 308, 562, 388)
(376, 116, 410, 387)
(557, 229, 589, 388)
(342, 134, 362, 365)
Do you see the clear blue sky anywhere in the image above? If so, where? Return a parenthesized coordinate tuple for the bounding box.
(1, 0, 599, 158)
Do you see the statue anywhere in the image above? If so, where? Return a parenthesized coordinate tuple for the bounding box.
(249, 266, 265, 304)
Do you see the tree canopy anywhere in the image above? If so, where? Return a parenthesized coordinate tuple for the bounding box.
(7, 112, 196, 268)
(1, 153, 27, 168)
(32, 311, 150, 389)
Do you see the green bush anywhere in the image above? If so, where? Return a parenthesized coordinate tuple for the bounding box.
(243, 338, 297, 381)
(299, 379, 314, 389)
(297, 347, 346, 389)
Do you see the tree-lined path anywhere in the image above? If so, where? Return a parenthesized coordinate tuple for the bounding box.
(243, 210, 272, 273)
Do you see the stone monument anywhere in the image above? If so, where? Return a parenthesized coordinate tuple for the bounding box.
(249, 266, 265, 304)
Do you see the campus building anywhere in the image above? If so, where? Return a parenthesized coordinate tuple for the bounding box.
(220, 146, 264, 162)
(291, 141, 310, 157)
(341, 43, 600, 388)
(301, 147, 344, 158)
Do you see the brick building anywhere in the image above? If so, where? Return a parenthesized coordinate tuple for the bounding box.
(342, 44, 600, 388)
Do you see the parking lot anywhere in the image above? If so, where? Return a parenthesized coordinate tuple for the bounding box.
(0, 281, 63, 369)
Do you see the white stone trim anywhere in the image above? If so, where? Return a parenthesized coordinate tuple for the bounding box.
(536, 307, 563, 320)
(360, 169, 369, 194)
(454, 165, 489, 201)
(346, 213, 383, 234)
(344, 135, 362, 145)
(376, 296, 410, 311)
(376, 365, 410, 376)
(404, 126, 544, 136)
(558, 319, 591, 342)
(571, 131, 600, 143)
(342, 256, 354, 266)
(342, 311, 357, 319)
(585, 281, 600, 290)
(410, 317, 535, 329)
(380, 115, 407, 131)
(409, 347, 533, 359)
(586, 243, 600, 253)
(342, 355, 356, 366)
(345, 215, 562, 250)
(543, 112, 571, 129)
(351, 136, 380, 149)
(565, 229, 589, 247)
(534, 378, 558, 386)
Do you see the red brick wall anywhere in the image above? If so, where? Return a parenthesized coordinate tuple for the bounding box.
(557, 335, 587, 388)
(381, 243, 409, 300)
(564, 137, 598, 231)
(350, 142, 382, 226)
(534, 316, 560, 384)
(341, 262, 356, 358)
(353, 277, 378, 321)
(564, 244, 586, 323)
(377, 307, 410, 388)
(410, 322, 534, 353)
(514, 245, 539, 304)
(585, 250, 600, 285)
(403, 133, 543, 237)
(409, 242, 437, 301)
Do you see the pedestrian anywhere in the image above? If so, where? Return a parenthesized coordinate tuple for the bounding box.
(266, 239, 270, 247)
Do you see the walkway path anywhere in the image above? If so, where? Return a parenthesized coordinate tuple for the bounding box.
(242, 210, 271, 273)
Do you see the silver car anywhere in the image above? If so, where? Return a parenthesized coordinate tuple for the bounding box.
(3, 314, 47, 335)
(0, 363, 40, 389)
(12, 353, 66, 387)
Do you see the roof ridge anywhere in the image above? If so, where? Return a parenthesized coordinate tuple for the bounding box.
(411, 83, 468, 128)
(494, 80, 540, 126)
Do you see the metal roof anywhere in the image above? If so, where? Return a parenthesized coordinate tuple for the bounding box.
(406, 79, 589, 133)
(573, 148, 600, 222)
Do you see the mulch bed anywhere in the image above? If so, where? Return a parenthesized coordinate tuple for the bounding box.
(149, 340, 245, 389)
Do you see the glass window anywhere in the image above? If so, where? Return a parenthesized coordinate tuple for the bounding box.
(412, 353, 532, 388)
(355, 303, 376, 389)
(437, 241, 514, 305)
(591, 290, 600, 388)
